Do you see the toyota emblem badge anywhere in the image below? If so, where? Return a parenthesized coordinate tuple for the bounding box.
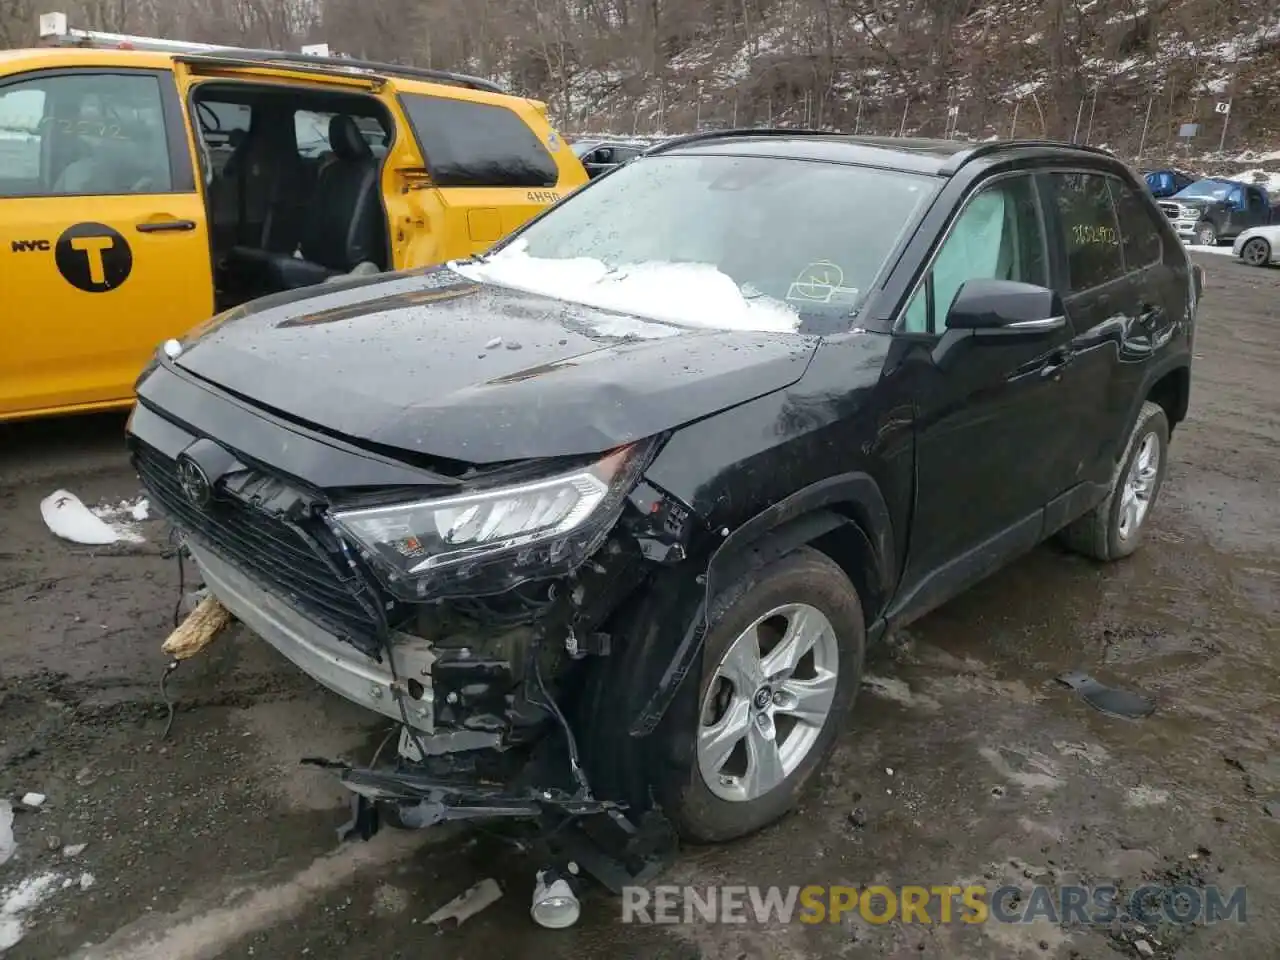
(176, 454, 212, 507)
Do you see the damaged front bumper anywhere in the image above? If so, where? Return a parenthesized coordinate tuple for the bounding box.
(128, 386, 702, 898)
(192, 542, 440, 729)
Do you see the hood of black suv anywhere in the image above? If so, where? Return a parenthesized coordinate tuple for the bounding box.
(173, 268, 818, 464)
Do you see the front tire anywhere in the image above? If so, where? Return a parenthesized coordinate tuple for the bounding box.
(1195, 222, 1218, 246)
(1061, 401, 1170, 561)
(653, 547, 865, 843)
(1241, 236, 1271, 267)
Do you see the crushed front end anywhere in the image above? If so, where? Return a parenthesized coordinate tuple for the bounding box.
(125, 373, 693, 890)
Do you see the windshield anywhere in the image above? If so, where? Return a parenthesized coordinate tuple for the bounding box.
(454, 153, 939, 334)
(1175, 180, 1235, 201)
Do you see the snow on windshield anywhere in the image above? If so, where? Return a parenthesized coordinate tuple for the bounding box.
(452, 239, 802, 334)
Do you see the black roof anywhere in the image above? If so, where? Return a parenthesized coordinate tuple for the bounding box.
(647, 129, 1119, 176)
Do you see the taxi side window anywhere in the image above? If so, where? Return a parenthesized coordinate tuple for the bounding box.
(0, 73, 172, 199)
(398, 93, 558, 188)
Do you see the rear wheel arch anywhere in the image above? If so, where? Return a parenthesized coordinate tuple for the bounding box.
(1146, 364, 1190, 433)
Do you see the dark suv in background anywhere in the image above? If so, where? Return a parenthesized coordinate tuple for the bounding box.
(127, 133, 1199, 897)
(1159, 177, 1273, 245)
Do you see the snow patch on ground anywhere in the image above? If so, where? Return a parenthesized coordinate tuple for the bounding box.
(39, 491, 147, 545)
(453, 241, 802, 333)
(0, 873, 61, 952)
(92, 496, 151, 525)
(1186, 243, 1237, 257)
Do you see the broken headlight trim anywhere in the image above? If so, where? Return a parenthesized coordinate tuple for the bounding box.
(329, 438, 658, 601)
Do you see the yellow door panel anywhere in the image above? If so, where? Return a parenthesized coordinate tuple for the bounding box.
(381, 81, 587, 269)
(0, 195, 213, 418)
(0, 64, 213, 421)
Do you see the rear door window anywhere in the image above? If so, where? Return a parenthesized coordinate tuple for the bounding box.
(1049, 172, 1125, 292)
(398, 93, 558, 188)
(1109, 180, 1163, 270)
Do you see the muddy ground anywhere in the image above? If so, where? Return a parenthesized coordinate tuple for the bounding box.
(1, 253, 1277, 960)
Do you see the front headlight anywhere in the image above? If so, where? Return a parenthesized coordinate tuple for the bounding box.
(329, 439, 657, 601)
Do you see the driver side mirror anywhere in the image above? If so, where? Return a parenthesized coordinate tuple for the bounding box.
(945, 278, 1067, 336)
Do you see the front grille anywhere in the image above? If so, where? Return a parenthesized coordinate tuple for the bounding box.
(1159, 202, 1180, 219)
(134, 443, 380, 646)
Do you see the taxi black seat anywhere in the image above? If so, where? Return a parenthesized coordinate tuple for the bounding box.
(228, 115, 386, 292)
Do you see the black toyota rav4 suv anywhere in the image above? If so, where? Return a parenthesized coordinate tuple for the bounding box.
(128, 132, 1200, 884)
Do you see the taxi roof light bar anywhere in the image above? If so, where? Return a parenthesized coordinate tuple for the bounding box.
(36, 11, 506, 94)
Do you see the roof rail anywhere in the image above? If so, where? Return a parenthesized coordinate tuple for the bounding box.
(939, 139, 1118, 174)
(214, 49, 506, 94)
(36, 11, 505, 94)
(645, 127, 832, 155)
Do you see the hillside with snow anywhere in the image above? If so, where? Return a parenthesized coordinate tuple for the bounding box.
(503, 0, 1280, 169)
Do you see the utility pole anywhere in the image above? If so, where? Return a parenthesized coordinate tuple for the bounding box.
(1137, 93, 1153, 161)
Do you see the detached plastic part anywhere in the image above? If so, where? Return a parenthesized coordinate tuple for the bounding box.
(1056, 670, 1155, 719)
(531, 869, 580, 929)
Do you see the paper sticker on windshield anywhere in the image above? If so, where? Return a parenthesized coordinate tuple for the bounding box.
(547, 131, 561, 151)
(787, 260, 858, 305)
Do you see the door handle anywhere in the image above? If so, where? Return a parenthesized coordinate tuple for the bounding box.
(136, 220, 196, 233)
(1040, 348, 1074, 380)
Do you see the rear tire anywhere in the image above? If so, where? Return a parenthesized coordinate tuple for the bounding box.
(1060, 401, 1169, 561)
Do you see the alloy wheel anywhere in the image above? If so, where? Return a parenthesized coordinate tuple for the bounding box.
(1242, 238, 1270, 266)
(697, 603, 840, 802)
(1117, 432, 1161, 541)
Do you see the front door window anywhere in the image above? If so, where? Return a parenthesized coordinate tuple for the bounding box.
(0, 72, 172, 198)
(902, 175, 1047, 334)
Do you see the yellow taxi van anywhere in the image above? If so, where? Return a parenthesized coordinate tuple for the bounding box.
(0, 16, 588, 421)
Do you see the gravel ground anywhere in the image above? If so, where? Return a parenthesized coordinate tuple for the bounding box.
(0, 253, 1276, 960)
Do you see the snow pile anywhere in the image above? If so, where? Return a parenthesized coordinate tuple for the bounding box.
(1229, 168, 1280, 195)
(39, 491, 147, 545)
(454, 241, 801, 334)
(0, 873, 61, 952)
(93, 496, 151, 524)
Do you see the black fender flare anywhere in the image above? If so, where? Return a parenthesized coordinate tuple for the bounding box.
(704, 472, 894, 605)
(1121, 354, 1191, 446)
(628, 472, 894, 737)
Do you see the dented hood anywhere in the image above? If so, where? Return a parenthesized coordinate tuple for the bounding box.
(174, 268, 818, 464)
